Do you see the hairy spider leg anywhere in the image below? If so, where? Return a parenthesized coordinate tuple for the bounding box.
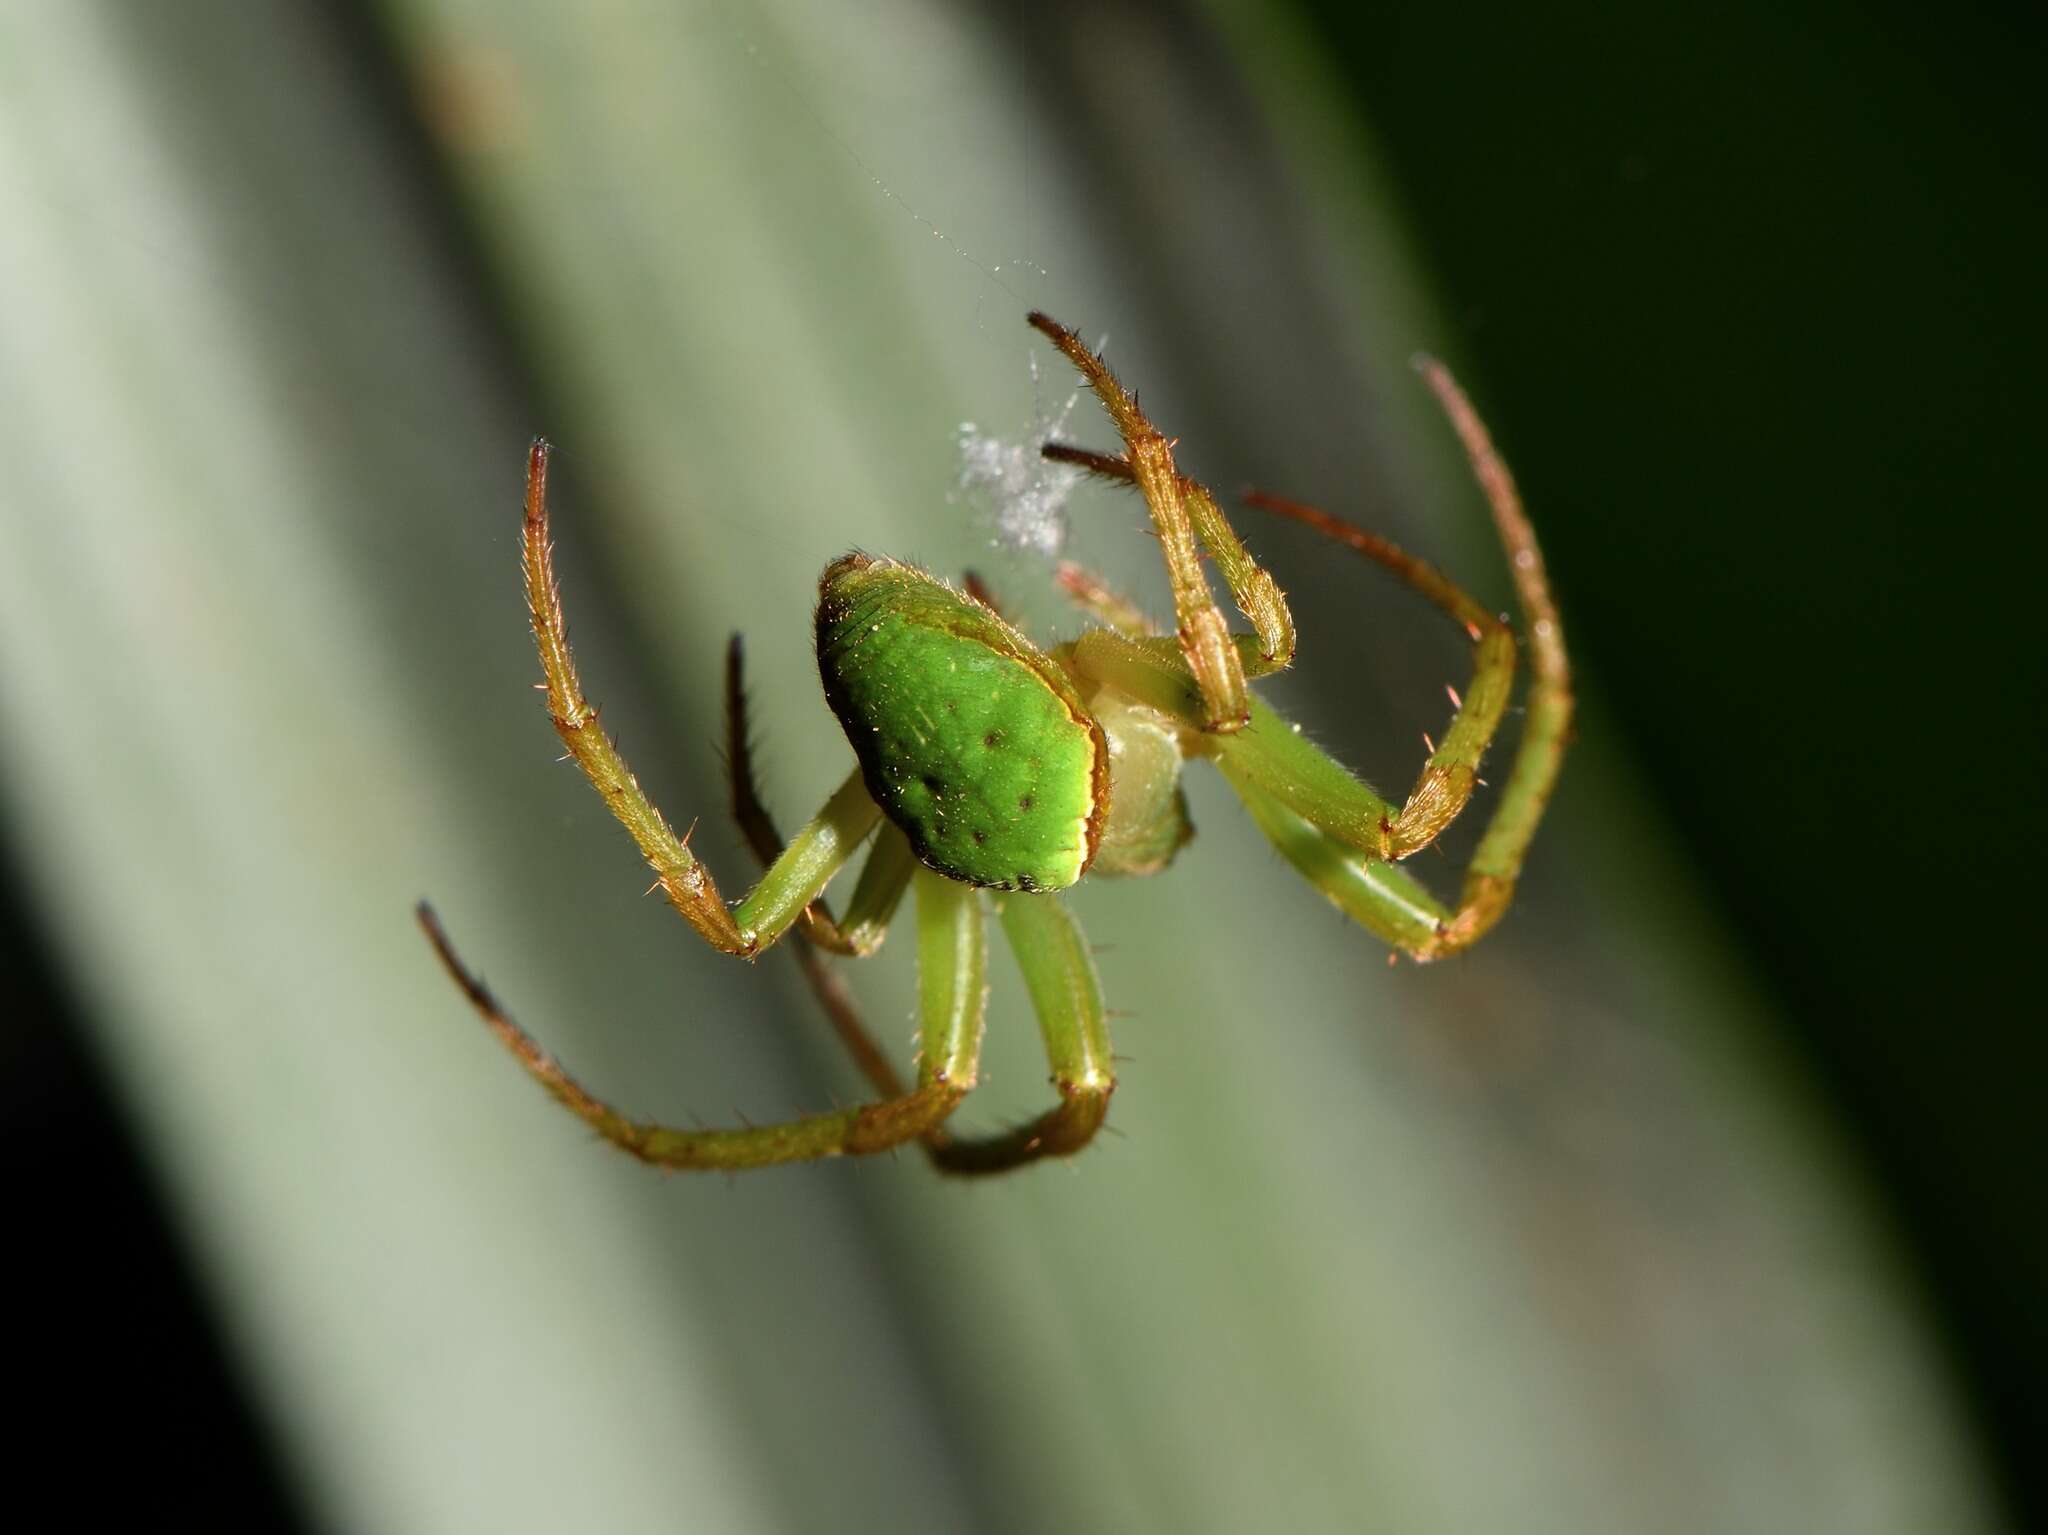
(786, 932, 909, 1104)
(1028, 313, 1294, 733)
(414, 869, 982, 1170)
(724, 635, 916, 956)
(1044, 443, 1298, 679)
(1061, 356, 1571, 959)
(1057, 627, 1376, 853)
(1237, 489, 1513, 856)
(1048, 443, 1515, 862)
(960, 570, 1005, 613)
(1063, 606, 1498, 960)
(1054, 560, 1152, 637)
(1235, 357, 1573, 957)
(788, 888, 1115, 1176)
(1047, 558, 1452, 939)
(1228, 783, 1450, 955)
(926, 891, 1115, 1174)
(521, 439, 873, 956)
(1409, 355, 1573, 946)
(723, 635, 919, 1095)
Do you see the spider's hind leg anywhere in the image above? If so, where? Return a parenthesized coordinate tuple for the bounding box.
(775, 882, 1118, 1177)
(416, 899, 977, 1169)
(926, 891, 1115, 1176)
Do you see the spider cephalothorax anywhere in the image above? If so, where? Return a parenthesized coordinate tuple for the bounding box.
(419, 312, 1572, 1176)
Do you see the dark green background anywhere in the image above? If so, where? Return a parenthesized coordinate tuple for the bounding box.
(1306, 0, 2045, 1518)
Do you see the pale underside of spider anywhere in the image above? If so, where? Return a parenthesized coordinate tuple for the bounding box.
(418, 312, 1572, 1176)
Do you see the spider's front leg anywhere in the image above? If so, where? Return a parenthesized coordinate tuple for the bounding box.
(1227, 358, 1573, 958)
(1030, 313, 1294, 733)
(414, 441, 940, 1169)
(518, 439, 874, 958)
(1060, 355, 1571, 961)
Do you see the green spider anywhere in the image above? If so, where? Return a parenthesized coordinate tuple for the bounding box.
(418, 312, 1572, 1176)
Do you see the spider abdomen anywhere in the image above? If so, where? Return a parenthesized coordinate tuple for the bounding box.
(816, 554, 1107, 891)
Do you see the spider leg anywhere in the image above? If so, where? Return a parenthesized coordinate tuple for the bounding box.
(1072, 628, 1534, 961)
(1050, 353, 1563, 872)
(781, 881, 1123, 1176)
(1030, 313, 1294, 732)
(723, 634, 912, 955)
(1230, 777, 1452, 956)
(1069, 628, 1399, 861)
(782, 886, 1116, 1175)
(1227, 361, 1571, 956)
(519, 439, 872, 956)
(1406, 356, 1573, 949)
(784, 869, 989, 1138)
(786, 935, 908, 1101)
(729, 636, 918, 1088)
(1237, 489, 1515, 859)
(1040, 447, 1287, 678)
(415, 876, 981, 1169)
(1064, 358, 1569, 958)
(927, 891, 1114, 1176)
(1054, 560, 1153, 638)
(961, 570, 1006, 615)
